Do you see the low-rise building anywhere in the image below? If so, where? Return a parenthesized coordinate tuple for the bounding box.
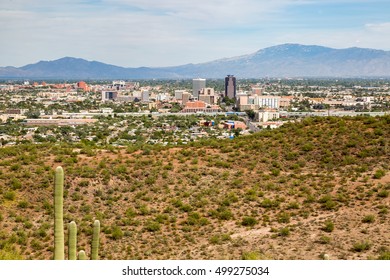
(24, 118, 97, 126)
(257, 109, 280, 122)
(181, 100, 220, 113)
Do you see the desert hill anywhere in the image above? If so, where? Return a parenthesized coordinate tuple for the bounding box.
(0, 116, 389, 260)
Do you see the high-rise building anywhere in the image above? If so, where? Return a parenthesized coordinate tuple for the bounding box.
(225, 75, 236, 99)
(141, 90, 150, 102)
(192, 78, 206, 100)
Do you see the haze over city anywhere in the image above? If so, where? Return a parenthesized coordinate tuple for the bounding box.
(1, 0, 390, 68)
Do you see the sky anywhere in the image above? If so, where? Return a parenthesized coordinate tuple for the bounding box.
(1, 0, 390, 67)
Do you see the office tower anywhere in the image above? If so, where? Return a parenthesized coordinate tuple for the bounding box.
(192, 78, 206, 100)
(225, 75, 236, 99)
(142, 90, 150, 102)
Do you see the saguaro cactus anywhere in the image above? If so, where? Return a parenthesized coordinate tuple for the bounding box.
(52, 166, 100, 260)
(91, 220, 100, 260)
(54, 166, 64, 260)
(68, 221, 77, 260)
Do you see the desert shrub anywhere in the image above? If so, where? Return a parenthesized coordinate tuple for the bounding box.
(271, 168, 280, 176)
(210, 206, 233, 221)
(301, 143, 314, 152)
(78, 180, 89, 187)
(318, 195, 337, 210)
(17, 201, 28, 209)
(241, 216, 257, 227)
(30, 239, 43, 250)
(241, 251, 269, 260)
(0, 245, 23, 260)
(111, 225, 124, 240)
(352, 241, 371, 252)
(286, 202, 300, 210)
(362, 215, 375, 223)
(4, 191, 15, 201)
(221, 192, 239, 206)
(318, 235, 331, 244)
(279, 227, 290, 237)
(377, 190, 389, 198)
(322, 220, 335, 232)
(373, 169, 386, 179)
(125, 208, 136, 218)
(10, 178, 22, 190)
(154, 214, 169, 224)
(277, 212, 290, 224)
(144, 220, 161, 232)
(260, 198, 279, 208)
(209, 234, 231, 245)
(378, 251, 390, 260)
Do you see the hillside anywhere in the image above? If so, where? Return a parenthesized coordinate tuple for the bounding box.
(0, 116, 389, 260)
(1, 44, 390, 79)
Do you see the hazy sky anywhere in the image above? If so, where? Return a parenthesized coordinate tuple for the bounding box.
(1, 0, 390, 67)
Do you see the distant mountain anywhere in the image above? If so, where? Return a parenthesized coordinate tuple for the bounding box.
(1, 44, 390, 79)
(0, 57, 178, 79)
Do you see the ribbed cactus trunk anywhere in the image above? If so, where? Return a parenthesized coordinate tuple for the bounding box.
(68, 221, 77, 260)
(91, 220, 100, 260)
(54, 166, 64, 260)
(78, 250, 87, 260)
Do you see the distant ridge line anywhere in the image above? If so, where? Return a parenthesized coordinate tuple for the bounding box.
(1, 44, 390, 79)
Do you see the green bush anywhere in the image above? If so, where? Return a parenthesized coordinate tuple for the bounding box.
(144, 220, 161, 232)
(377, 190, 389, 198)
(277, 212, 290, 224)
(352, 241, 371, 252)
(111, 226, 124, 240)
(378, 251, 390, 260)
(373, 169, 386, 179)
(318, 235, 331, 244)
(241, 216, 257, 227)
(362, 215, 375, 223)
(279, 227, 290, 237)
(241, 251, 268, 260)
(322, 220, 335, 232)
(0, 245, 23, 260)
(4, 191, 15, 201)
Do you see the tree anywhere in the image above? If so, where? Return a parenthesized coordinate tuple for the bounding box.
(245, 109, 256, 120)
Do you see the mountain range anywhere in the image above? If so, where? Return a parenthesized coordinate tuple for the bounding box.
(1, 44, 390, 79)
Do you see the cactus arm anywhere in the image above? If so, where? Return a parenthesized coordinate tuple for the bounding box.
(91, 220, 100, 260)
(68, 221, 77, 260)
(78, 250, 87, 260)
(54, 166, 64, 260)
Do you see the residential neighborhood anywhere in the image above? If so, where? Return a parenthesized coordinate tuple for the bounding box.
(0, 77, 389, 147)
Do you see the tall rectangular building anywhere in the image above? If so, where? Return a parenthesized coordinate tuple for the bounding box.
(192, 78, 206, 100)
(141, 90, 150, 102)
(225, 75, 236, 99)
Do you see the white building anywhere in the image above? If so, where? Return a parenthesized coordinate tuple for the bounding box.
(257, 110, 280, 122)
(254, 95, 280, 109)
(174, 90, 187, 100)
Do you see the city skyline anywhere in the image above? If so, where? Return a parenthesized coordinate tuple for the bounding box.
(1, 0, 390, 68)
